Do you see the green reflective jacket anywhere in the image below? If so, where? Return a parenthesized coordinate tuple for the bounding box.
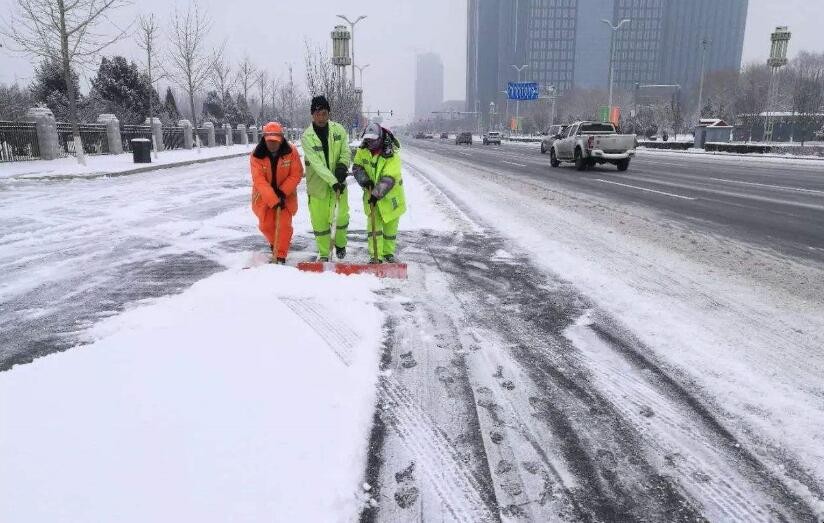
(353, 146, 407, 222)
(301, 121, 351, 199)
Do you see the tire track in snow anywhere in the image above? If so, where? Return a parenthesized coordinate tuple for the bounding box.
(279, 297, 356, 366)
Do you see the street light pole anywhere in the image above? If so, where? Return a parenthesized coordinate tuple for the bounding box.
(512, 64, 528, 133)
(355, 64, 370, 89)
(696, 37, 710, 127)
(601, 18, 631, 109)
(337, 14, 367, 88)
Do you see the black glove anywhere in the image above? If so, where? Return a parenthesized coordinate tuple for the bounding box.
(332, 182, 346, 194)
(363, 180, 375, 192)
(274, 188, 286, 209)
(334, 164, 348, 183)
(368, 193, 379, 205)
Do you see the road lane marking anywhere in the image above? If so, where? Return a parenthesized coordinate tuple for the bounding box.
(707, 177, 824, 195)
(594, 179, 697, 200)
(502, 161, 527, 167)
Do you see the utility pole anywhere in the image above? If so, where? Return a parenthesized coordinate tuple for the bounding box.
(602, 18, 631, 109)
(512, 64, 528, 133)
(336, 14, 367, 88)
(696, 37, 710, 128)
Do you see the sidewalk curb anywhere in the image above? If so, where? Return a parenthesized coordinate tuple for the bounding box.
(8, 150, 252, 182)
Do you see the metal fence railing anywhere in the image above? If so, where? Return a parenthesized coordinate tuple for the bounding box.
(232, 129, 244, 144)
(121, 124, 153, 152)
(0, 121, 40, 162)
(162, 127, 184, 150)
(215, 129, 227, 146)
(56, 122, 109, 157)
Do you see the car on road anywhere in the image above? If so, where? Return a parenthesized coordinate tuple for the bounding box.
(540, 124, 568, 154)
(482, 131, 501, 145)
(440, 132, 449, 139)
(456, 132, 473, 146)
(414, 132, 426, 139)
(550, 121, 636, 171)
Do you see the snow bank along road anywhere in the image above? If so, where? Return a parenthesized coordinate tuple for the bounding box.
(2, 147, 824, 521)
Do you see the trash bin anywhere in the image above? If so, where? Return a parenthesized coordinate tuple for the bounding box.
(131, 138, 152, 163)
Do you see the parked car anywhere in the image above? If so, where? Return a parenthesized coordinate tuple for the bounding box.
(414, 132, 426, 139)
(482, 131, 501, 145)
(456, 132, 473, 146)
(550, 121, 636, 171)
(440, 132, 449, 139)
(540, 124, 568, 154)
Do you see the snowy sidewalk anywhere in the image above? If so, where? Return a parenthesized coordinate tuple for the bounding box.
(0, 144, 256, 180)
(0, 151, 453, 522)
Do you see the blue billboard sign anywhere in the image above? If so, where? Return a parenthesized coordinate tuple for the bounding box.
(507, 82, 540, 101)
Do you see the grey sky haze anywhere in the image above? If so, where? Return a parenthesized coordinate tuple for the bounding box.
(1, 0, 822, 126)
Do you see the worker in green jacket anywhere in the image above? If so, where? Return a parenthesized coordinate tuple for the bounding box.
(352, 122, 407, 263)
(301, 95, 352, 261)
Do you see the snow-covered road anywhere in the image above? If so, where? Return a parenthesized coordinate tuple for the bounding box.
(2, 148, 823, 521)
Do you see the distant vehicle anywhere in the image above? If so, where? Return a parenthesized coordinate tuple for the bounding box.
(482, 131, 501, 145)
(440, 132, 449, 139)
(414, 132, 426, 139)
(550, 121, 636, 171)
(424, 133, 435, 140)
(540, 124, 569, 154)
(456, 132, 473, 146)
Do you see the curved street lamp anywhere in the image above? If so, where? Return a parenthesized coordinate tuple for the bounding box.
(601, 18, 631, 109)
(336, 15, 367, 88)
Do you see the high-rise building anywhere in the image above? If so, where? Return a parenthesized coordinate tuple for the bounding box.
(466, 0, 748, 125)
(415, 53, 445, 120)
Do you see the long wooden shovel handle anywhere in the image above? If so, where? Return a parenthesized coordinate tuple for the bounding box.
(370, 201, 379, 260)
(273, 204, 281, 262)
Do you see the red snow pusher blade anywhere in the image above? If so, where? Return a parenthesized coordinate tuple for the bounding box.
(296, 261, 408, 279)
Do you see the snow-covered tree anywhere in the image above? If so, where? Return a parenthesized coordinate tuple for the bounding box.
(163, 87, 181, 123)
(0, 83, 33, 121)
(29, 58, 80, 121)
(167, 4, 211, 146)
(235, 92, 253, 126)
(304, 42, 359, 131)
(202, 90, 224, 122)
(4, 0, 131, 164)
(90, 56, 160, 124)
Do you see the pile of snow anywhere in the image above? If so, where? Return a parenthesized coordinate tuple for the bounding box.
(0, 265, 383, 522)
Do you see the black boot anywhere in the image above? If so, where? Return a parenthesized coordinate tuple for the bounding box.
(335, 246, 346, 259)
(317, 256, 330, 262)
(369, 258, 382, 264)
(383, 254, 396, 263)
(276, 257, 286, 265)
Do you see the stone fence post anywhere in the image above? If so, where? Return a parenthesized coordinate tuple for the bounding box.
(250, 125, 259, 143)
(237, 124, 248, 145)
(224, 123, 233, 146)
(25, 107, 59, 160)
(97, 113, 123, 154)
(146, 117, 164, 152)
(202, 122, 216, 147)
(179, 119, 193, 149)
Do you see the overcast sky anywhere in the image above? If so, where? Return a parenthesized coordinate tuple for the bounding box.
(1, 0, 823, 125)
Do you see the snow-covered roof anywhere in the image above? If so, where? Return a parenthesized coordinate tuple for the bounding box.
(699, 118, 732, 128)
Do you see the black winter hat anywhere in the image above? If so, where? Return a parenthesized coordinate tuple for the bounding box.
(310, 95, 331, 114)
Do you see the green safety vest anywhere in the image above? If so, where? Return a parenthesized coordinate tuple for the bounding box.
(353, 147, 407, 222)
(300, 121, 351, 199)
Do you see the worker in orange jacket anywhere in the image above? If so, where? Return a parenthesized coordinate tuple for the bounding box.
(250, 122, 304, 264)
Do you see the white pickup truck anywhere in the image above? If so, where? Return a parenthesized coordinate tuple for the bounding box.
(550, 121, 636, 171)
